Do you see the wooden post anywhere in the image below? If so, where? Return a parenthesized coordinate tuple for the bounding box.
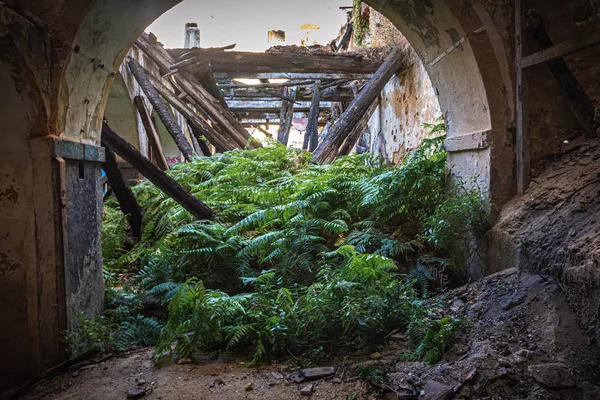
(103, 146, 143, 240)
(101, 122, 214, 220)
(515, 0, 529, 195)
(127, 57, 196, 161)
(314, 46, 406, 164)
(277, 87, 297, 146)
(307, 80, 322, 152)
(133, 96, 169, 171)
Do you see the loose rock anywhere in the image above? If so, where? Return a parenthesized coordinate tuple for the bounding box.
(126, 388, 146, 399)
(299, 367, 335, 380)
(421, 380, 453, 400)
(300, 383, 314, 396)
(245, 382, 254, 391)
(271, 371, 284, 380)
(527, 363, 575, 388)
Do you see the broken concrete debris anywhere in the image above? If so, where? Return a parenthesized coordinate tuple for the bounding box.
(300, 383, 314, 396)
(126, 388, 147, 399)
(299, 367, 336, 380)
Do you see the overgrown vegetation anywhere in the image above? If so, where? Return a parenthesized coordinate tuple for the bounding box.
(353, 0, 371, 46)
(70, 125, 489, 367)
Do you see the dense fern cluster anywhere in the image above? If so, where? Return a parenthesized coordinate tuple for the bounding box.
(91, 133, 488, 363)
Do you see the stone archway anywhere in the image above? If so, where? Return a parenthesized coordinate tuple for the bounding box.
(0, 0, 516, 389)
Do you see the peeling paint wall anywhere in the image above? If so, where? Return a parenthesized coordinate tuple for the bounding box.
(365, 11, 442, 164)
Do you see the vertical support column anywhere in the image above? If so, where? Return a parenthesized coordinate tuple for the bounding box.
(515, 0, 530, 195)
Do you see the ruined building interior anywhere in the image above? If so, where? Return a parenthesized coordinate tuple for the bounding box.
(1, 0, 600, 399)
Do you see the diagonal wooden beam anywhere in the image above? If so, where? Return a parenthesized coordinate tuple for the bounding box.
(522, 32, 600, 69)
(133, 96, 169, 171)
(102, 122, 214, 220)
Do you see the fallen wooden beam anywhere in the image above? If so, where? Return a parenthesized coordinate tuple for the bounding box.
(522, 31, 600, 69)
(103, 145, 143, 240)
(314, 46, 407, 164)
(169, 49, 381, 74)
(127, 57, 196, 161)
(101, 122, 213, 220)
(133, 96, 169, 171)
(338, 99, 379, 156)
(133, 61, 238, 152)
(136, 34, 259, 150)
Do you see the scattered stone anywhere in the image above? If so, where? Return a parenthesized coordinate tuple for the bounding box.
(300, 383, 314, 396)
(527, 363, 575, 388)
(421, 380, 453, 400)
(299, 367, 335, 380)
(450, 299, 465, 313)
(370, 352, 382, 360)
(331, 377, 342, 384)
(72, 371, 79, 378)
(502, 293, 526, 311)
(271, 371, 284, 380)
(464, 367, 477, 382)
(137, 379, 147, 386)
(268, 382, 276, 387)
(389, 333, 407, 341)
(245, 382, 254, 391)
(177, 358, 192, 365)
(126, 388, 147, 399)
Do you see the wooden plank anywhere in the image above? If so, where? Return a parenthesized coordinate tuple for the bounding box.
(522, 32, 600, 69)
(169, 49, 381, 74)
(218, 80, 315, 90)
(134, 61, 238, 152)
(515, 0, 529, 195)
(127, 57, 196, 161)
(338, 100, 378, 156)
(214, 72, 372, 80)
(101, 122, 213, 220)
(136, 34, 259, 150)
(133, 96, 169, 171)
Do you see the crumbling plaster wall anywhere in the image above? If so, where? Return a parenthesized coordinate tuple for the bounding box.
(366, 11, 442, 164)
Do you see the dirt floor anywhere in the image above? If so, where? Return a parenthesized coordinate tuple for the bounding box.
(11, 269, 599, 400)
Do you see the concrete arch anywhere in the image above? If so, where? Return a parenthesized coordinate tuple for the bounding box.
(56, 0, 514, 208)
(0, 0, 518, 389)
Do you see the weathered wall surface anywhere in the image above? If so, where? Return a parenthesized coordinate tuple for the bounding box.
(367, 63, 442, 163)
(364, 11, 442, 164)
(0, 50, 44, 391)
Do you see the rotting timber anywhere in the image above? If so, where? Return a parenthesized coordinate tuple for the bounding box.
(130, 32, 405, 165)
